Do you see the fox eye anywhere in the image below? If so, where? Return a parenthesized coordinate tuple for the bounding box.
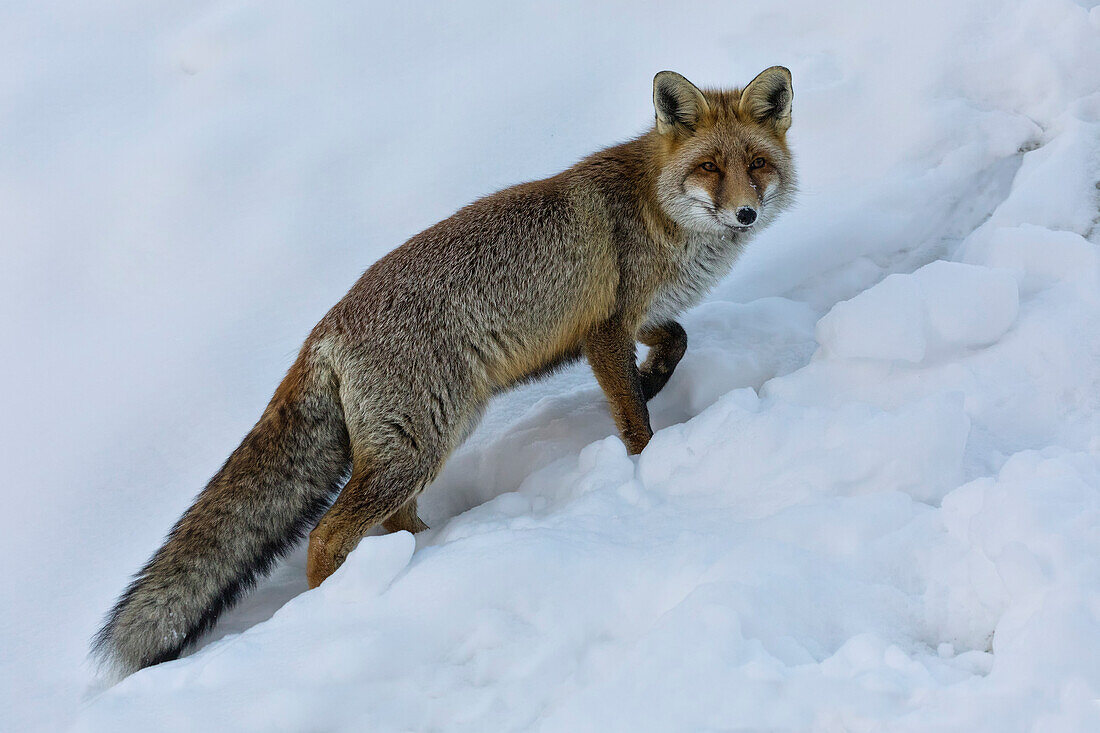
(749, 157, 766, 170)
(699, 161, 719, 172)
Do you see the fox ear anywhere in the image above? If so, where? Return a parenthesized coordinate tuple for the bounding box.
(653, 71, 709, 136)
(739, 66, 793, 133)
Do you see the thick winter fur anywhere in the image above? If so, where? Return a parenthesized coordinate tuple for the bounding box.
(93, 67, 797, 676)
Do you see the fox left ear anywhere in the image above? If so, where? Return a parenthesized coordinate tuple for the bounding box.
(739, 66, 793, 133)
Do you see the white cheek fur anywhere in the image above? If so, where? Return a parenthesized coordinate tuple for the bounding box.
(683, 182, 715, 208)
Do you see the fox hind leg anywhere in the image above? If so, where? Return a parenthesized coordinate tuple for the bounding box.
(382, 495, 429, 534)
(306, 452, 435, 588)
(306, 354, 480, 587)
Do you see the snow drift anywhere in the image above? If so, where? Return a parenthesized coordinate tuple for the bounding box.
(2, 0, 1099, 731)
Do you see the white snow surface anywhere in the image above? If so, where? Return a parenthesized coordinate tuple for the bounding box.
(3, 1, 1100, 731)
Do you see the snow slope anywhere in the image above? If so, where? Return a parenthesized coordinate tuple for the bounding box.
(2, 1, 1100, 731)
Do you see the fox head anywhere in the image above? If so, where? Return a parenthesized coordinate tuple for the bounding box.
(652, 67, 796, 237)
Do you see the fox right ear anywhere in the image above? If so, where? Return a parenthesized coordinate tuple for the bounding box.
(653, 71, 709, 136)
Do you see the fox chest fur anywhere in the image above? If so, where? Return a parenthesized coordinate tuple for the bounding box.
(642, 229, 746, 326)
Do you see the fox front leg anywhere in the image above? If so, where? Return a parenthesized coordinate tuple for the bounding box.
(638, 320, 687, 401)
(584, 317, 653, 454)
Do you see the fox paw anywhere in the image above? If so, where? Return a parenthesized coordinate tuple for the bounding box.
(307, 519, 359, 588)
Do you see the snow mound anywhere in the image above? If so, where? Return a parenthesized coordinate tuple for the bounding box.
(2, 0, 1100, 731)
(816, 262, 1020, 363)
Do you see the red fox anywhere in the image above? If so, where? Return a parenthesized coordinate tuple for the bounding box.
(93, 67, 796, 676)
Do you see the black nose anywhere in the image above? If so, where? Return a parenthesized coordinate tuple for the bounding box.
(736, 207, 757, 225)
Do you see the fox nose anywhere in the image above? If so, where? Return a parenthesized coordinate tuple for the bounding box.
(736, 207, 757, 226)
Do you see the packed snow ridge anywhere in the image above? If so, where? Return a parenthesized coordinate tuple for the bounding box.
(4, 0, 1096, 731)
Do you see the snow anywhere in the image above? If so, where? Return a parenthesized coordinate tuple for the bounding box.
(2, 0, 1100, 731)
(816, 262, 1020, 363)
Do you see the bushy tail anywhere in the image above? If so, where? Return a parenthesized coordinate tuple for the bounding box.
(92, 358, 350, 676)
